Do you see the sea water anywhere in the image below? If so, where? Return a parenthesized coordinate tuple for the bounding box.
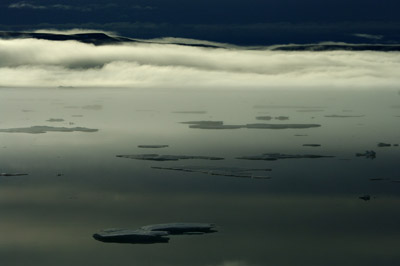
(0, 87, 399, 266)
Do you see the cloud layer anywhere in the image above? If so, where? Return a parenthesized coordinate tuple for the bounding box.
(0, 37, 399, 90)
(8, 2, 92, 11)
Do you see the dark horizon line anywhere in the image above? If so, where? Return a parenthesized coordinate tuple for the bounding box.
(2, 30, 400, 52)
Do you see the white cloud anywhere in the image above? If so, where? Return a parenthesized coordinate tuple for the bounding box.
(353, 33, 384, 40)
(131, 5, 155, 10)
(8, 2, 92, 11)
(0, 37, 399, 90)
(9, 2, 46, 9)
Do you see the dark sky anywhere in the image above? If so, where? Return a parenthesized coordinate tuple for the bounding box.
(1, 0, 400, 44)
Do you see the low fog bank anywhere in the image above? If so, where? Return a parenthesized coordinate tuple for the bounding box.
(1, 36, 399, 89)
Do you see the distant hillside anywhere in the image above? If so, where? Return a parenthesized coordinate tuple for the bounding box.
(0, 31, 134, 45)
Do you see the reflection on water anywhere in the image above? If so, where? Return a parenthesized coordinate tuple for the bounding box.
(0, 87, 399, 266)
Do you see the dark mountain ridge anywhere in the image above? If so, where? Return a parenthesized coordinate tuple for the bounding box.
(2, 31, 400, 51)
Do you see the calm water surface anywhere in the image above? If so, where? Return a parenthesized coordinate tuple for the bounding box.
(0, 87, 399, 266)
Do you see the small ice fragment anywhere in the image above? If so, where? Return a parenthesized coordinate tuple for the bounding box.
(46, 118, 64, 122)
(256, 116, 273, 120)
(138, 145, 169, 149)
(274, 116, 289, 120)
(355, 150, 376, 159)
(0, 173, 28, 176)
(359, 195, 371, 201)
(377, 142, 391, 147)
(302, 144, 321, 147)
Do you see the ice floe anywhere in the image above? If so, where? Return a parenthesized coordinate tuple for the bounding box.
(302, 144, 321, 147)
(0, 126, 98, 134)
(324, 115, 364, 118)
(138, 145, 169, 149)
(0, 173, 28, 176)
(46, 118, 65, 122)
(355, 150, 376, 159)
(182, 121, 321, 130)
(116, 154, 224, 161)
(237, 153, 334, 161)
(93, 223, 217, 244)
